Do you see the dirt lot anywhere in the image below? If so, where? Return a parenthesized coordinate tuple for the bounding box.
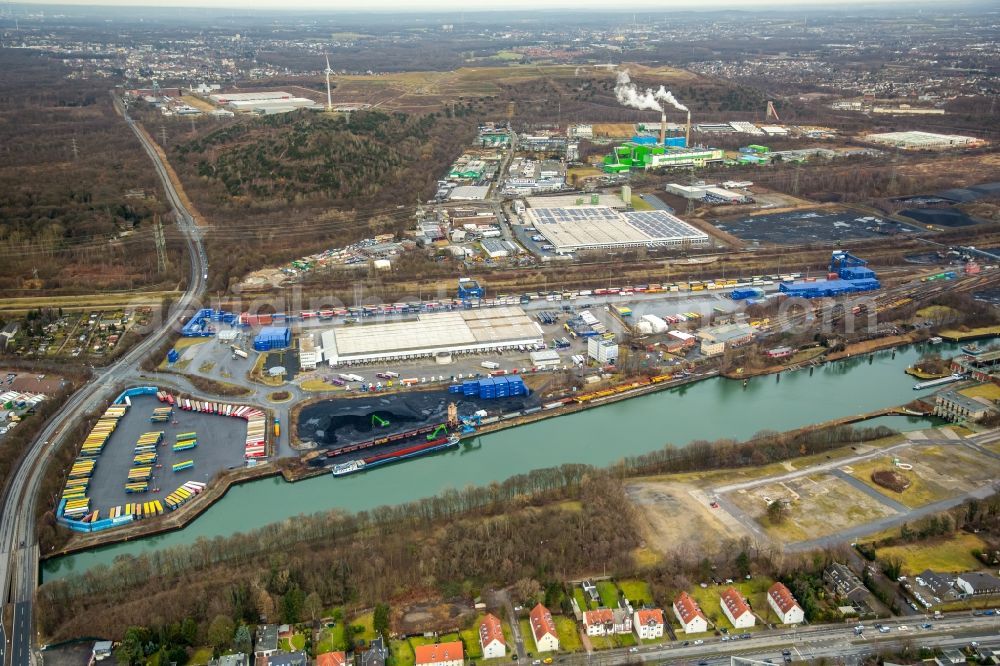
(725, 473, 898, 542)
(396, 599, 476, 635)
(2, 371, 66, 394)
(626, 481, 752, 555)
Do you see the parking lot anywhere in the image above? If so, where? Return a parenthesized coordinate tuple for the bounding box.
(84, 393, 249, 515)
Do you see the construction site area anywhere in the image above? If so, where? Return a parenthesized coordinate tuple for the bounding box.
(630, 426, 1000, 558)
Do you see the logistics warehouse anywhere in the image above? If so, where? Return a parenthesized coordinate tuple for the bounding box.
(522, 206, 709, 254)
(320, 306, 543, 365)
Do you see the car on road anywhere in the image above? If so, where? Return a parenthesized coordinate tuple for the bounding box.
(682, 642, 690, 647)
(544, 658, 553, 663)
(627, 648, 638, 654)
(741, 633, 752, 639)
(532, 660, 540, 665)
(694, 640, 704, 645)
(898, 625, 909, 631)
(922, 623, 933, 629)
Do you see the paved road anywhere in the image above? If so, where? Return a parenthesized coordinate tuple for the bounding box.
(0, 94, 208, 666)
(501, 614, 1000, 666)
(497, 590, 527, 661)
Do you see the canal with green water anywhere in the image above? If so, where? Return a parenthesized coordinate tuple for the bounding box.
(42, 340, 957, 581)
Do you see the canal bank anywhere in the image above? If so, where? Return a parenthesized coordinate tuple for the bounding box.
(42, 340, 963, 582)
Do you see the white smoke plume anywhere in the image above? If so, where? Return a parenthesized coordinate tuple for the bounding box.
(614, 70, 689, 113)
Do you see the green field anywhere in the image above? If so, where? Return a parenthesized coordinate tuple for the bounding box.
(596, 581, 620, 608)
(351, 612, 378, 644)
(573, 587, 598, 612)
(553, 616, 583, 652)
(877, 532, 987, 574)
(617, 579, 654, 605)
(588, 632, 636, 650)
(391, 640, 415, 666)
(519, 618, 537, 653)
(317, 618, 345, 654)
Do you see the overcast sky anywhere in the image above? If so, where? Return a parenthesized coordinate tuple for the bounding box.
(13, 0, 928, 9)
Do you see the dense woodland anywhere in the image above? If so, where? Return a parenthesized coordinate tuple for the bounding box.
(154, 109, 476, 291)
(0, 51, 183, 293)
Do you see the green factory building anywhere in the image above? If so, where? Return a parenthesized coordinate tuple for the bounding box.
(602, 143, 725, 174)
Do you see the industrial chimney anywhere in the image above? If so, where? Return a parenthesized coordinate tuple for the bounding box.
(659, 112, 666, 145)
(685, 110, 691, 148)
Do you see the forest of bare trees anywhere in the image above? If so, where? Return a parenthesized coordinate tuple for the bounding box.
(143, 107, 477, 292)
(0, 51, 183, 293)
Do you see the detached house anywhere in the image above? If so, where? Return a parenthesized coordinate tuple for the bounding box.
(479, 613, 506, 660)
(767, 582, 804, 625)
(721, 587, 755, 629)
(633, 609, 666, 640)
(529, 603, 560, 653)
(673, 592, 708, 634)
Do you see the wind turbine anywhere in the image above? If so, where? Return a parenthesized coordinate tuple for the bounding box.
(324, 54, 333, 112)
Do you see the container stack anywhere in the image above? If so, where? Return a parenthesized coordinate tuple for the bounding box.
(150, 406, 173, 423)
(164, 480, 206, 510)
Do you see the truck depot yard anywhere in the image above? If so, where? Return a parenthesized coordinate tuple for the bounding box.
(78, 393, 254, 520)
(711, 208, 920, 245)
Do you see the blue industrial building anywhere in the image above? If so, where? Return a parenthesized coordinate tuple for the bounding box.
(449, 374, 528, 399)
(779, 251, 881, 299)
(181, 308, 238, 337)
(457, 278, 484, 300)
(253, 326, 291, 351)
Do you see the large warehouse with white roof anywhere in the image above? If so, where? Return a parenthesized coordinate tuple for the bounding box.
(522, 206, 710, 254)
(320, 306, 544, 366)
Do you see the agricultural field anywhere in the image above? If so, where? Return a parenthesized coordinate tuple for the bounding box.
(877, 532, 989, 575)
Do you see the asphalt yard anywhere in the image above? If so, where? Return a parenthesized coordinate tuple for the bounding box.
(84, 393, 248, 515)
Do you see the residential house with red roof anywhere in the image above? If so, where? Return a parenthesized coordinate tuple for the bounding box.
(672, 592, 708, 634)
(633, 608, 666, 640)
(582, 609, 614, 636)
(721, 587, 755, 629)
(414, 642, 464, 666)
(316, 652, 347, 666)
(767, 582, 804, 625)
(529, 603, 560, 653)
(479, 613, 506, 660)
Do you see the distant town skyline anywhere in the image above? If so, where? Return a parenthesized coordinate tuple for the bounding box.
(11, 0, 936, 10)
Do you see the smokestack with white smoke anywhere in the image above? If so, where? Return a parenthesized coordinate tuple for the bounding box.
(614, 70, 690, 145)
